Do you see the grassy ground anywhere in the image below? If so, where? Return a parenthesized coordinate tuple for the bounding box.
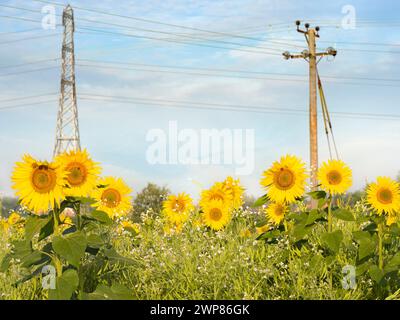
(3, 201, 398, 300)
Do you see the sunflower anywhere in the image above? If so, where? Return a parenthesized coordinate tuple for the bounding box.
(317, 160, 352, 195)
(256, 224, 270, 235)
(386, 213, 399, 226)
(200, 182, 233, 208)
(163, 221, 183, 235)
(260, 155, 307, 203)
(266, 202, 287, 225)
(162, 193, 194, 224)
(92, 177, 133, 219)
(11, 154, 66, 214)
(120, 220, 140, 235)
(240, 228, 252, 238)
(55, 149, 101, 197)
(8, 212, 22, 225)
(202, 199, 230, 231)
(367, 177, 400, 215)
(223, 176, 244, 210)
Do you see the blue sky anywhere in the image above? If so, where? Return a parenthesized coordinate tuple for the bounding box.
(1, 0, 400, 200)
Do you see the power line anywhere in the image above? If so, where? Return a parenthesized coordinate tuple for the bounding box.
(33, 0, 295, 42)
(0, 33, 60, 45)
(1, 4, 285, 54)
(77, 27, 282, 56)
(0, 66, 59, 77)
(75, 62, 400, 88)
(77, 58, 400, 83)
(0, 99, 57, 111)
(77, 94, 400, 121)
(0, 27, 45, 35)
(0, 58, 59, 69)
(0, 93, 57, 103)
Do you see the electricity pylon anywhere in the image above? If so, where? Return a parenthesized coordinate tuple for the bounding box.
(283, 21, 337, 207)
(53, 5, 80, 157)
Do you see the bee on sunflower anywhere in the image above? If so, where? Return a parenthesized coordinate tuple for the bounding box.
(162, 193, 194, 224)
(260, 155, 307, 204)
(55, 149, 101, 197)
(11, 154, 66, 214)
(91, 176, 133, 219)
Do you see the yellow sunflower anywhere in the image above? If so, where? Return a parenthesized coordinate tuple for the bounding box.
(266, 202, 287, 225)
(162, 193, 194, 224)
(8, 212, 22, 225)
(55, 149, 101, 197)
(92, 177, 133, 219)
(11, 154, 66, 214)
(317, 160, 352, 195)
(260, 154, 307, 203)
(200, 182, 233, 208)
(119, 220, 140, 235)
(367, 177, 400, 215)
(256, 224, 270, 235)
(163, 221, 183, 235)
(387, 213, 399, 226)
(223, 176, 244, 210)
(202, 199, 231, 231)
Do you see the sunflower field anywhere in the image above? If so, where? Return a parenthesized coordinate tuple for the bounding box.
(1, 150, 400, 300)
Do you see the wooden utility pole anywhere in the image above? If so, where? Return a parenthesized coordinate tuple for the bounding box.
(283, 21, 337, 208)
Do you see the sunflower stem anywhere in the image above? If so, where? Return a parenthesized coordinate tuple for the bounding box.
(378, 222, 384, 270)
(53, 207, 60, 236)
(327, 195, 333, 233)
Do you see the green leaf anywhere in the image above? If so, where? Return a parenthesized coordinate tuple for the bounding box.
(88, 283, 133, 300)
(318, 198, 328, 208)
(0, 254, 12, 273)
(369, 265, 384, 284)
(38, 215, 55, 241)
(306, 209, 322, 226)
(358, 238, 376, 260)
(387, 252, 400, 269)
(20, 251, 50, 268)
(12, 240, 32, 259)
(25, 214, 52, 240)
(103, 247, 135, 265)
(352, 231, 371, 242)
(48, 269, 79, 300)
(308, 190, 326, 200)
(256, 229, 280, 241)
(292, 224, 314, 241)
(252, 194, 269, 208)
(89, 210, 112, 225)
(321, 230, 343, 253)
(86, 234, 104, 249)
(332, 208, 355, 221)
(53, 232, 87, 267)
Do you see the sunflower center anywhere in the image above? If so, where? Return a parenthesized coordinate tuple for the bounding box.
(377, 188, 393, 204)
(327, 170, 342, 185)
(274, 205, 284, 216)
(101, 188, 122, 208)
(66, 162, 88, 187)
(209, 208, 222, 221)
(173, 199, 186, 213)
(274, 168, 295, 190)
(31, 166, 57, 193)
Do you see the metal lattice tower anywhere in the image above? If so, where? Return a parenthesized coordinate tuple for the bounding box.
(54, 5, 80, 157)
